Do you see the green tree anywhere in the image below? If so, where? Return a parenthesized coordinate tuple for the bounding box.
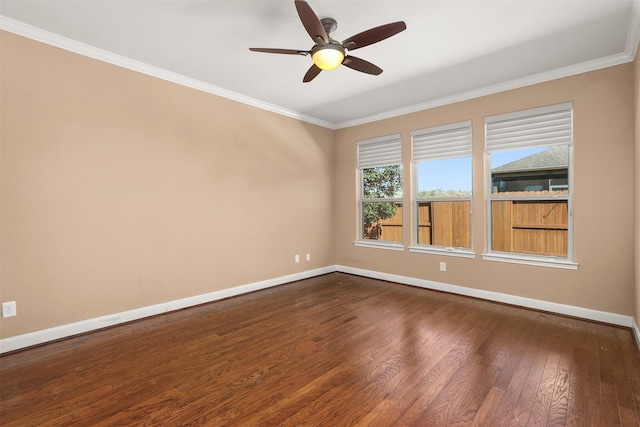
(418, 189, 443, 197)
(418, 189, 472, 197)
(362, 165, 402, 239)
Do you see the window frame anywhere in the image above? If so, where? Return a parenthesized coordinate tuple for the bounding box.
(354, 133, 404, 251)
(408, 121, 475, 259)
(483, 102, 578, 270)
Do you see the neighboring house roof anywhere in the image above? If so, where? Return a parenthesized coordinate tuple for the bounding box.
(492, 146, 568, 174)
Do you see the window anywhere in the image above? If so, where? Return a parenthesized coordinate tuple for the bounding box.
(356, 134, 403, 249)
(409, 121, 474, 257)
(484, 102, 577, 269)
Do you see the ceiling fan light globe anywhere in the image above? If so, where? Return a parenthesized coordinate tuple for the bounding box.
(312, 46, 344, 70)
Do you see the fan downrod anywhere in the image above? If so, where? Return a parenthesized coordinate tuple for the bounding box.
(249, 1, 407, 83)
(320, 17, 337, 36)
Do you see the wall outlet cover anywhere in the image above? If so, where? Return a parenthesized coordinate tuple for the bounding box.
(2, 301, 17, 318)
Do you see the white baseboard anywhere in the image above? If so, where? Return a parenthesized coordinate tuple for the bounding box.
(336, 266, 636, 328)
(0, 266, 336, 354)
(633, 319, 640, 351)
(2, 264, 637, 354)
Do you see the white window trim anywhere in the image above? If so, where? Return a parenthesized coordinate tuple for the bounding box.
(482, 252, 578, 270)
(356, 133, 403, 248)
(408, 245, 476, 258)
(354, 240, 405, 251)
(484, 102, 577, 269)
(411, 120, 474, 254)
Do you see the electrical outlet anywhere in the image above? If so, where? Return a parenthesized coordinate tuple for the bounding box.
(306, 253, 311, 261)
(2, 301, 16, 318)
(295, 254, 300, 263)
(439, 262, 446, 272)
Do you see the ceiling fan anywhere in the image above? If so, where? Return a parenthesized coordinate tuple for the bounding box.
(249, 0, 407, 83)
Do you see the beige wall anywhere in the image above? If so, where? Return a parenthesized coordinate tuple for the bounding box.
(1, 29, 638, 341)
(0, 32, 335, 338)
(335, 64, 636, 315)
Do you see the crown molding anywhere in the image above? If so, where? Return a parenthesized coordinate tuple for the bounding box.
(335, 1, 640, 129)
(0, 16, 337, 130)
(335, 50, 636, 129)
(627, 0, 640, 59)
(2, 5, 638, 132)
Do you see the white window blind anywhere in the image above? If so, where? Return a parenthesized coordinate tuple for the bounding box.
(411, 120, 472, 161)
(357, 133, 402, 169)
(485, 102, 573, 151)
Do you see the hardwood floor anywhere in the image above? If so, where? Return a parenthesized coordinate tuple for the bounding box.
(2, 272, 640, 426)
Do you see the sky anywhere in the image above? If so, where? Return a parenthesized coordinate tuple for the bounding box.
(417, 147, 546, 193)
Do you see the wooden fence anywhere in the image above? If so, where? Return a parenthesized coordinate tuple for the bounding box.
(492, 200, 568, 256)
(366, 205, 403, 243)
(370, 199, 568, 256)
(369, 201, 472, 247)
(417, 201, 471, 247)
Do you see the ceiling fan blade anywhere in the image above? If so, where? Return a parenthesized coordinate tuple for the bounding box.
(303, 64, 322, 82)
(249, 47, 308, 56)
(295, 0, 328, 44)
(342, 21, 407, 51)
(342, 56, 383, 75)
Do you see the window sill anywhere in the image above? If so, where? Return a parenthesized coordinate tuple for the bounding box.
(482, 252, 579, 270)
(353, 240, 405, 251)
(408, 246, 476, 259)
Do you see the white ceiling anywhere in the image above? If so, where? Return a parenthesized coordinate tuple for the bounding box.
(1, 0, 639, 129)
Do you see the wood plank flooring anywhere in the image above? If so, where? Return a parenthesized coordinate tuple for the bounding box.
(2, 272, 640, 426)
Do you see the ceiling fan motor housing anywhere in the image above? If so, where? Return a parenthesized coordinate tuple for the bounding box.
(320, 17, 338, 35)
(250, 1, 407, 82)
